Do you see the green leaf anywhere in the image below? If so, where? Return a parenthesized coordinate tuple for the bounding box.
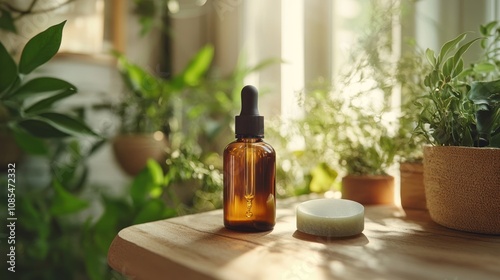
(38, 112, 98, 137)
(24, 89, 76, 114)
(92, 201, 119, 236)
(83, 242, 106, 280)
(473, 63, 496, 73)
(467, 80, 500, 146)
(16, 119, 70, 138)
(309, 162, 338, 193)
(455, 67, 474, 80)
(18, 199, 39, 230)
(442, 56, 455, 78)
(50, 180, 89, 215)
(8, 77, 76, 99)
(134, 0, 157, 35)
(89, 138, 107, 156)
(425, 48, 436, 67)
(130, 160, 163, 208)
(491, 130, 500, 148)
(133, 199, 166, 224)
(0, 8, 16, 33)
(130, 168, 151, 208)
(437, 33, 467, 65)
(147, 159, 164, 185)
(89, 201, 122, 260)
(469, 79, 500, 107)
(90, 196, 132, 253)
(11, 127, 49, 155)
(423, 75, 431, 87)
(463, 127, 474, 146)
(429, 69, 440, 86)
(481, 21, 498, 36)
(19, 21, 66, 74)
(452, 58, 464, 78)
(474, 104, 494, 146)
(452, 37, 481, 69)
(480, 38, 487, 49)
(0, 42, 18, 94)
(116, 54, 161, 98)
(139, 16, 155, 36)
(175, 45, 214, 88)
(147, 160, 164, 197)
(18, 198, 49, 234)
(479, 24, 487, 36)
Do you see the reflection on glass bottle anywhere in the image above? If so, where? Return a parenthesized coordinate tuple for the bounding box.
(223, 85, 276, 231)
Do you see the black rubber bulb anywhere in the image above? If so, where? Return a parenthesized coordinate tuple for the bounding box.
(240, 85, 260, 116)
(235, 85, 264, 138)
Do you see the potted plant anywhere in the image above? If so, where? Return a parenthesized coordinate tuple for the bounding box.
(398, 154, 427, 210)
(112, 45, 214, 175)
(397, 104, 427, 210)
(273, 82, 399, 204)
(269, 4, 404, 202)
(335, 102, 399, 205)
(326, 5, 402, 205)
(394, 48, 430, 210)
(0, 21, 97, 168)
(415, 21, 500, 234)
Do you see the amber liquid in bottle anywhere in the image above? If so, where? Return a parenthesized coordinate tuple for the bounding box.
(223, 85, 276, 231)
(223, 138, 276, 231)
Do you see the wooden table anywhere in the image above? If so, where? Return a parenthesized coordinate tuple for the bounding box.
(108, 197, 500, 280)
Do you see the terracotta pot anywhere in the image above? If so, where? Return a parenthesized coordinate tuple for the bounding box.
(424, 146, 500, 234)
(341, 175, 394, 205)
(112, 133, 168, 176)
(400, 162, 426, 210)
(0, 132, 23, 170)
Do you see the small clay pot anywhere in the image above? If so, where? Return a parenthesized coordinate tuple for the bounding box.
(400, 161, 426, 210)
(424, 146, 500, 234)
(112, 133, 168, 176)
(341, 175, 394, 205)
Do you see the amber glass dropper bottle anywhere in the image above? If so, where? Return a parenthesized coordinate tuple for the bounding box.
(223, 85, 276, 231)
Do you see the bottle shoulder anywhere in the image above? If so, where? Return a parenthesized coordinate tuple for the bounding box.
(224, 139, 275, 154)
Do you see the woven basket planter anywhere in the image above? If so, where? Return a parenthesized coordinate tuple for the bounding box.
(423, 146, 500, 234)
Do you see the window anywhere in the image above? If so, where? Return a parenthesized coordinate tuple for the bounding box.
(0, 0, 124, 56)
(237, 0, 399, 119)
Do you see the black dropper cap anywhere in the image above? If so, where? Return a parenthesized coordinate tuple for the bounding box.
(235, 85, 264, 138)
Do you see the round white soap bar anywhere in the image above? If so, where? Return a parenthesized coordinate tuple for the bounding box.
(296, 199, 364, 237)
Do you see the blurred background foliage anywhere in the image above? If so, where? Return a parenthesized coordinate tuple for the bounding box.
(0, 0, 454, 279)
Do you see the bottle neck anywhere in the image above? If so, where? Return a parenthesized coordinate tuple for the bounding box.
(236, 137, 262, 143)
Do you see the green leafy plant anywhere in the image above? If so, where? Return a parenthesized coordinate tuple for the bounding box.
(469, 80, 500, 146)
(394, 45, 431, 163)
(338, 114, 399, 176)
(269, 2, 411, 196)
(0, 11, 226, 280)
(415, 21, 500, 148)
(114, 45, 214, 135)
(6, 138, 104, 280)
(0, 20, 108, 280)
(4, 141, 221, 280)
(83, 152, 222, 279)
(301, 86, 400, 176)
(0, 20, 97, 155)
